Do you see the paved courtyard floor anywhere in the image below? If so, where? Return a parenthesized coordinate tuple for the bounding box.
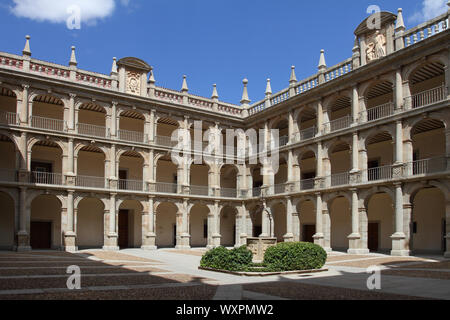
(0, 249, 448, 300)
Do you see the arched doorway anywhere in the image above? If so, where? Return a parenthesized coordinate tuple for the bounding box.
(76, 197, 104, 249)
(30, 195, 62, 250)
(118, 200, 143, 249)
(367, 192, 394, 253)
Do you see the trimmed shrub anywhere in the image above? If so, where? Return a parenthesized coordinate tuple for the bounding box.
(263, 242, 327, 271)
(200, 246, 253, 271)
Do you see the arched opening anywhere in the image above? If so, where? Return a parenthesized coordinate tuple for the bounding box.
(156, 155, 178, 194)
(411, 119, 446, 175)
(30, 194, 62, 250)
(156, 117, 179, 147)
(118, 109, 145, 143)
(296, 107, 317, 141)
(190, 204, 209, 247)
(366, 132, 393, 181)
(249, 204, 262, 237)
(77, 103, 107, 138)
(0, 134, 18, 182)
(299, 151, 316, 190)
(155, 202, 177, 248)
(326, 96, 351, 132)
(0, 87, 18, 126)
(190, 162, 210, 196)
(31, 94, 65, 132)
(220, 206, 237, 247)
(76, 197, 104, 249)
(0, 191, 15, 250)
(272, 202, 287, 242)
(118, 200, 143, 249)
(274, 158, 287, 194)
(30, 141, 63, 185)
(364, 81, 394, 122)
(409, 61, 445, 109)
(220, 165, 238, 198)
(118, 151, 144, 191)
(367, 192, 394, 253)
(298, 199, 315, 243)
(272, 118, 289, 146)
(76, 145, 106, 189)
(329, 196, 351, 252)
(329, 142, 350, 186)
(251, 164, 263, 197)
(411, 187, 446, 254)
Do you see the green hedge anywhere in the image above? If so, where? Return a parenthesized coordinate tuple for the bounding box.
(263, 242, 327, 271)
(200, 246, 253, 271)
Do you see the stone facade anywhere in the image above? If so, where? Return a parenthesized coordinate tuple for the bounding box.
(0, 8, 449, 257)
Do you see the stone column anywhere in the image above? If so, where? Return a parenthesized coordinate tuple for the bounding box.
(63, 190, 77, 252)
(322, 201, 331, 252)
(391, 183, 409, 256)
(445, 201, 450, 258)
(395, 69, 403, 111)
(19, 85, 29, 125)
(348, 189, 367, 254)
(403, 138, 414, 176)
(403, 202, 413, 254)
(394, 121, 404, 178)
(111, 101, 118, 138)
(316, 100, 323, 137)
(359, 204, 369, 252)
(103, 193, 119, 251)
(284, 197, 294, 242)
(109, 144, 117, 189)
(17, 187, 31, 251)
(403, 80, 412, 110)
(351, 132, 359, 173)
(313, 193, 324, 247)
(68, 94, 76, 132)
(142, 196, 157, 250)
(175, 199, 191, 250)
(292, 211, 300, 242)
(358, 96, 367, 123)
(352, 85, 359, 125)
(237, 203, 248, 247)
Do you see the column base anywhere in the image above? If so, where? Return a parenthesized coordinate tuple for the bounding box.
(323, 247, 332, 253)
(444, 251, 450, 258)
(141, 245, 157, 251)
(63, 246, 78, 253)
(16, 246, 32, 252)
(347, 249, 370, 254)
(390, 249, 410, 257)
(175, 245, 191, 250)
(176, 233, 191, 250)
(102, 246, 120, 251)
(283, 233, 294, 242)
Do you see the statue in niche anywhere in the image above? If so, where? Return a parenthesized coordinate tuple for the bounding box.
(366, 29, 386, 62)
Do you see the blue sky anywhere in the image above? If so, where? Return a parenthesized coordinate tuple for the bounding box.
(0, 0, 447, 104)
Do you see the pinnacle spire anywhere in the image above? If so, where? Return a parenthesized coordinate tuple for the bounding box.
(240, 78, 250, 105)
(211, 84, 219, 100)
(111, 57, 118, 74)
(181, 75, 188, 92)
(23, 35, 31, 57)
(289, 66, 297, 85)
(265, 78, 272, 96)
(69, 46, 77, 67)
(149, 68, 155, 84)
(318, 49, 326, 69)
(396, 8, 405, 31)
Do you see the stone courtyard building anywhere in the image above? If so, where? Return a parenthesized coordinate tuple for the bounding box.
(0, 8, 449, 257)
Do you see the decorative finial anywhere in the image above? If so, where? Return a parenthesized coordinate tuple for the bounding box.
(396, 8, 405, 31)
(211, 84, 219, 100)
(69, 46, 77, 67)
(289, 66, 297, 85)
(318, 49, 326, 70)
(265, 78, 272, 96)
(111, 57, 117, 74)
(181, 75, 188, 92)
(23, 35, 31, 57)
(240, 78, 250, 105)
(149, 68, 155, 84)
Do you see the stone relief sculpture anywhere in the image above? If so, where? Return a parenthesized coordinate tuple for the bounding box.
(126, 71, 141, 94)
(366, 29, 386, 62)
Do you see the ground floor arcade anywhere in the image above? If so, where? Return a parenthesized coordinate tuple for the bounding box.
(0, 181, 448, 257)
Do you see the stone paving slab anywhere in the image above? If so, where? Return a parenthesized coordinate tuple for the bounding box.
(0, 266, 168, 277)
(381, 269, 450, 280)
(329, 257, 430, 268)
(78, 251, 160, 263)
(242, 282, 429, 300)
(0, 284, 218, 300)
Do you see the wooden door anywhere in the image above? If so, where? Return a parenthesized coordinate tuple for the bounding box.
(368, 223, 379, 252)
(118, 210, 129, 249)
(303, 225, 316, 243)
(30, 222, 51, 249)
